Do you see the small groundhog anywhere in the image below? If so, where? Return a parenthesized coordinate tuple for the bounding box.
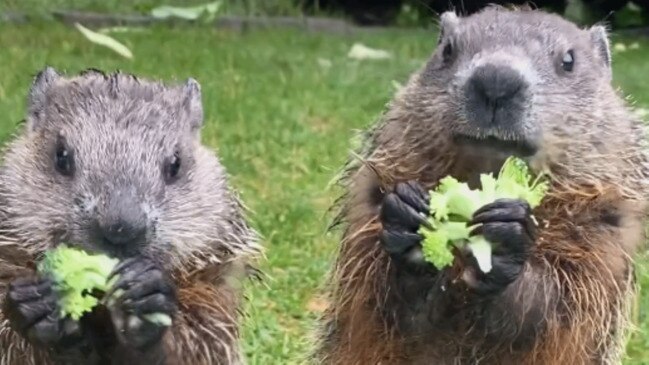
(315, 6, 649, 365)
(0, 68, 261, 364)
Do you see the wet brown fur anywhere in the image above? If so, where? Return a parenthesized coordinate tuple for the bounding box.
(314, 6, 649, 365)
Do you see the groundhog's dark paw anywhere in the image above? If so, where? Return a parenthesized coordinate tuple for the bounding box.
(469, 198, 536, 256)
(106, 257, 177, 350)
(463, 199, 537, 295)
(460, 255, 528, 296)
(379, 181, 437, 275)
(4, 277, 82, 347)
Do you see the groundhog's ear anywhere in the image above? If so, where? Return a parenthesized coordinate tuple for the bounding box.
(437, 11, 459, 44)
(182, 78, 203, 131)
(590, 24, 612, 71)
(27, 66, 60, 128)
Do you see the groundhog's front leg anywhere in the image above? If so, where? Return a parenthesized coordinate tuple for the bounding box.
(463, 198, 536, 294)
(3, 276, 93, 362)
(105, 257, 178, 363)
(379, 181, 537, 331)
(380, 181, 438, 276)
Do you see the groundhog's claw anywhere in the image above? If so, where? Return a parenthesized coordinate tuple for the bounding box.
(4, 277, 82, 348)
(379, 180, 437, 275)
(464, 198, 536, 295)
(106, 257, 177, 351)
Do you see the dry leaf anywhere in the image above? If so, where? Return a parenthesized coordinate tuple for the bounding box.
(633, 107, 649, 119)
(151, 1, 221, 20)
(347, 43, 391, 60)
(317, 58, 332, 68)
(99, 26, 147, 34)
(613, 43, 627, 53)
(74, 23, 133, 59)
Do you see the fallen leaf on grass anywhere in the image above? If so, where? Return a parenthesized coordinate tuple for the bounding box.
(151, 1, 221, 21)
(347, 43, 392, 60)
(74, 23, 133, 59)
(99, 26, 148, 34)
(614, 42, 640, 53)
(614, 43, 627, 52)
(317, 58, 332, 69)
(633, 107, 649, 119)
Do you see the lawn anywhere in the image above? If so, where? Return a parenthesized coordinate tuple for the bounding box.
(0, 0, 308, 17)
(0, 21, 648, 364)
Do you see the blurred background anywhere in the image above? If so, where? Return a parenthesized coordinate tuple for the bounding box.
(0, 1, 648, 364)
(6, 0, 649, 28)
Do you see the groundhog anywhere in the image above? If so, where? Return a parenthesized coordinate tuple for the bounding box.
(0, 67, 261, 364)
(315, 6, 649, 365)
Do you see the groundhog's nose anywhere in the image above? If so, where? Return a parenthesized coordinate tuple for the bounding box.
(99, 219, 147, 246)
(464, 64, 528, 127)
(94, 189, 147, 247)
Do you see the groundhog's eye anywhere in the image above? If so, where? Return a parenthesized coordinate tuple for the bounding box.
(562, 50, 575, 72)
(164, 151, 181, 184)
(54, 143, 74, 177)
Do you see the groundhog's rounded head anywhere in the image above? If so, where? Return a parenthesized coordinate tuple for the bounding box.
(0, 68, 256, 270)
(394, 6, 644, 182)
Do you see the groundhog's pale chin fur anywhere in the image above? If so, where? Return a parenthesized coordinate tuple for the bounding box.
(0, 69, 262, 364)
(313, 5, 649, 365)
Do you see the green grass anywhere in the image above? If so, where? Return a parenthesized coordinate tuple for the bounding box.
(0, 0, 306, 17)
(0, 22, 648, 364)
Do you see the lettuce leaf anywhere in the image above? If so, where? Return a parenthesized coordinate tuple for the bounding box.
(37, 245, 119, 320)
(419, 156, 548, 273)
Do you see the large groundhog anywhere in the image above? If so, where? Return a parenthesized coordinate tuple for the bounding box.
(0, 68, 261, 364)
(315, 6, 649, 365)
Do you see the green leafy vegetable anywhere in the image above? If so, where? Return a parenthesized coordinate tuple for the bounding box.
(419, 156, 549, 273)
(143, 313, 173, 327)
(37, 245, 119, 321)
